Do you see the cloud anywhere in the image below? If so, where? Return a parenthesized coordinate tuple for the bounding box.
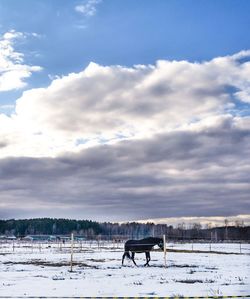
(137, 215, 250, 228)
(0, 30, 42, 92)
(75, 0, 102, 17)
(0, 51, 250, 158)
(0, 51, 250, 220)
(0, 115, 249, 221)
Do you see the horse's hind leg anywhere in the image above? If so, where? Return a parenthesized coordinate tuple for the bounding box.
(147, 252, 151, 266)
(131, 252, 137, 266)
(144, 252, 150, 266)
(122, 252, 126, 265)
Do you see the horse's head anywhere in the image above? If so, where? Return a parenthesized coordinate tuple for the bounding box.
(158, 238, 164, 250)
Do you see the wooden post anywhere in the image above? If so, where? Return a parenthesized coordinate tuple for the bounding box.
(240, 242, 242, 254)
(163, 234, 167, 268)
(70, 233, 74, 272)
(210, 231, 213, 252)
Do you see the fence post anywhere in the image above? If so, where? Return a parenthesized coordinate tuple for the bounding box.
(240, 242, 241, 254)
(163, 234, 167, 268)
(70, 233, 74, 272)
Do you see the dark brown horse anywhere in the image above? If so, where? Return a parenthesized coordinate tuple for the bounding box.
(122, 237, 163, 266)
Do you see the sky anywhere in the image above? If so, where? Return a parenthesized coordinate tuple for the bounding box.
(0, 0, 250, 224)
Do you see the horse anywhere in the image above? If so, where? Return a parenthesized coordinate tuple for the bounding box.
(122, 237, 164, 266)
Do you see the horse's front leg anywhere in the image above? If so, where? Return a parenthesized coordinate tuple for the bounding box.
(144, 252, 150, 266)
(131, 252, 137, 266)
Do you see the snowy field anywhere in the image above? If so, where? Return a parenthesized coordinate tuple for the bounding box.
(0, 241, 250, 298)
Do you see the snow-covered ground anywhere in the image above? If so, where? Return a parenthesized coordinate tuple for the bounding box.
(0, 241, 249, 297)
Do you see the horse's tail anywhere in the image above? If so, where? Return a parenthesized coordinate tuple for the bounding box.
(122, 251, 131, 265)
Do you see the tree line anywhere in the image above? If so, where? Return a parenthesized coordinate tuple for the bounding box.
(0, 218, 249, 241)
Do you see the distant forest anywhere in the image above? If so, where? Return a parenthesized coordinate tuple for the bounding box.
(0, 218, 249, 241)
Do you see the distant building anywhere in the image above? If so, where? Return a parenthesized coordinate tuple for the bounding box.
(23, 235, 57, 241)
(0, 235, 16, 240)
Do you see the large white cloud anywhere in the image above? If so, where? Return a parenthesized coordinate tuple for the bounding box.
(0, 51, 250, 157)
(0, 30, 42, 92)
(0, 51, 250, 220)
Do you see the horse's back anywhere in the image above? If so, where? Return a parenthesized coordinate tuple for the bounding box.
(124, 238, 154, 253)
(125, 239, 138, 246)
(125, 237, 157, 246)
(124, 239, 137, 250)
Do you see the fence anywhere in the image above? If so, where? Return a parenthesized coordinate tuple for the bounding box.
(1, 239, 249, 255)
(0, 296, 250, 299)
